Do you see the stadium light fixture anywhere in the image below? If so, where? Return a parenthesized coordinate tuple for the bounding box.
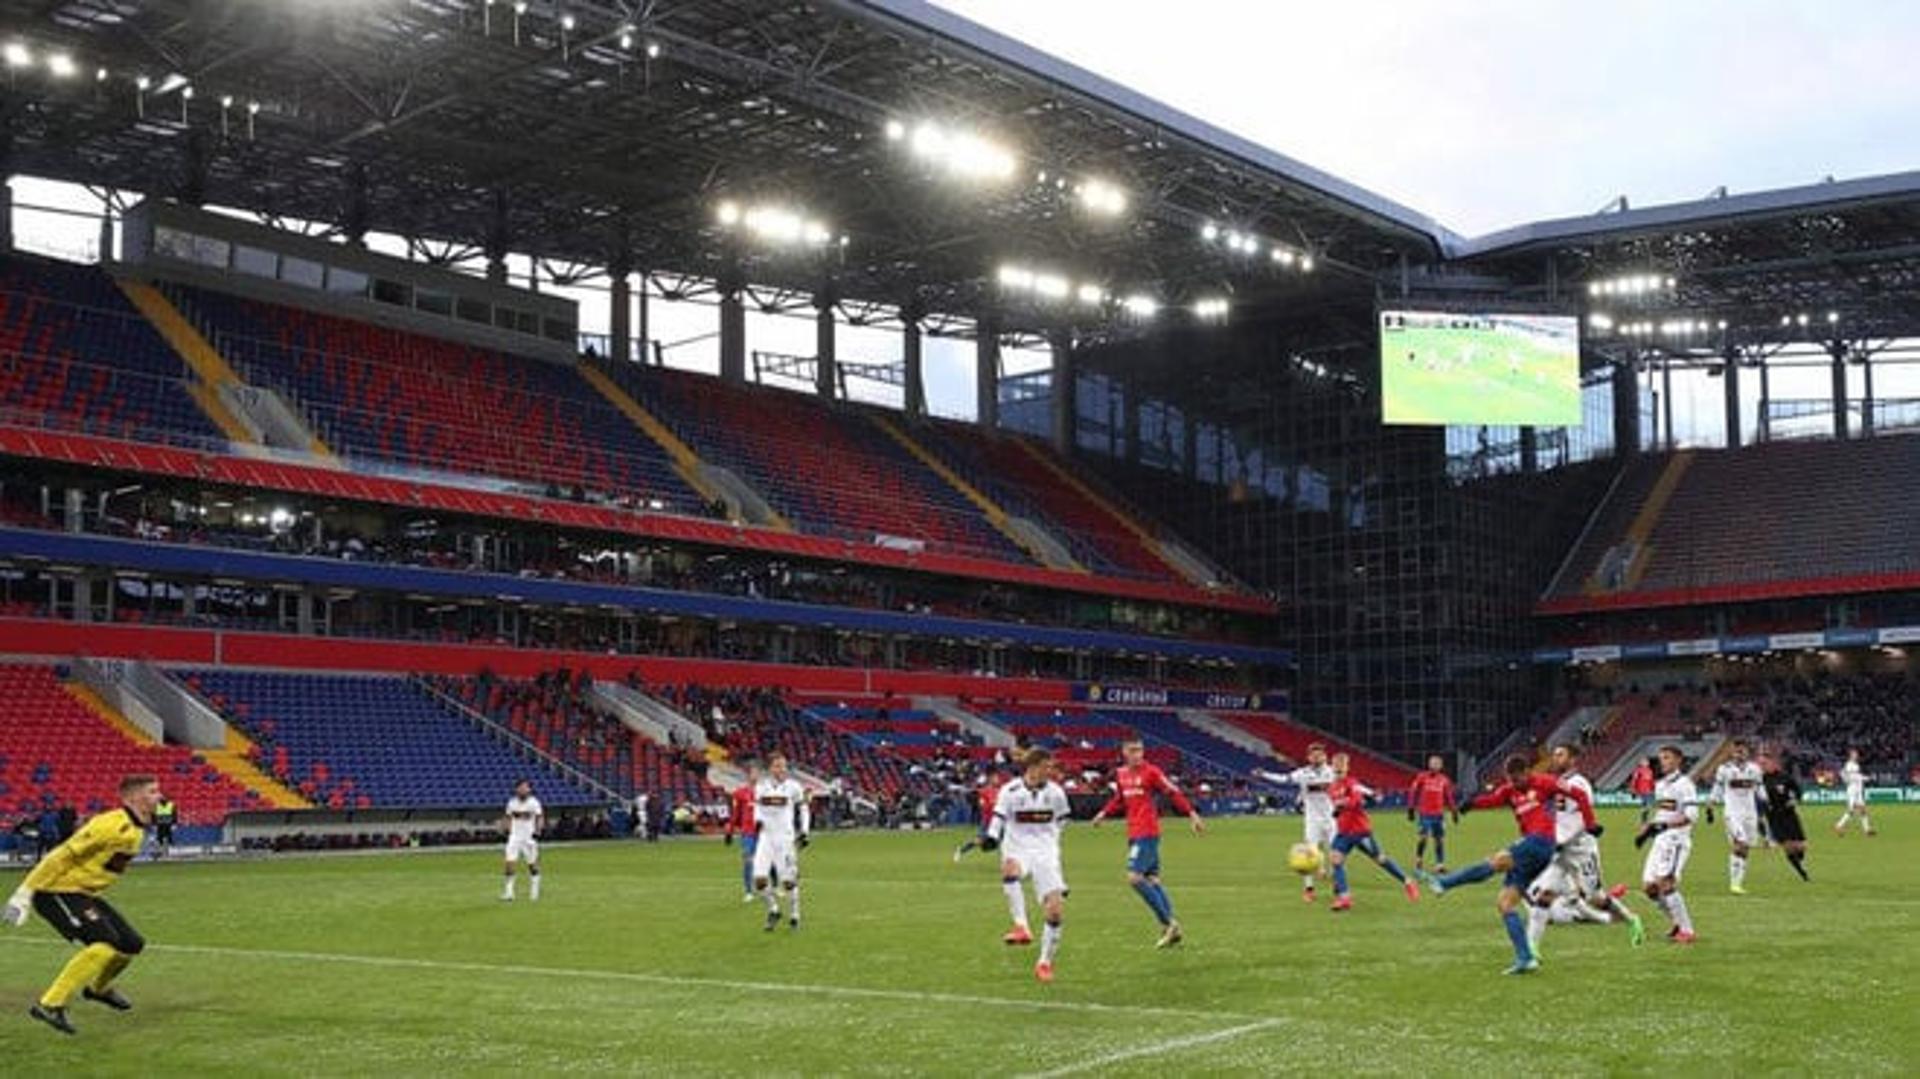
(46, 52, 76, 79)
(1827, 311, 1840, 324)
(1797, 313, 1810, 327)
(1076, 283, 1106, 306)
(1121, 294, 1159, 319)
(135, 74, 150, 91)
(3, 42, 30, 69)
(1299, 254, 1315, 273)
(713, 202, 836, 248)
(884, 119, 905, 141)
(618, 26, 634, 50)
(96, 66, 108, 82)
(996, 264, 1036, 290)
(157, 72, 187, 95)
(899, 120, 1018, 183)
(647, 41, 662, 58)
(560, 13, 576, 31)
(1200, 223, 1219, 242)
(1076, 178, 1128, 217)
(1192, 297, 1230, 320)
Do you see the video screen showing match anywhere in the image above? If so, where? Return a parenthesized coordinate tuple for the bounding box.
(1379, 310, 1582, 426)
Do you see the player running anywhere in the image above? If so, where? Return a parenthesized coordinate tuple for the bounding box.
(1254, 742, 1335, 902)
(982, 748, 1072, 983)
(1634, 745, 1699, 943)
(1708, 739, 1764, 893)
(500, 779, 544, 902)
(1833, 748, 1875, 837)
(725, 762, 760, 902)
(1419, 753, 1600, 974)
(1759, 751, 1811, 881)
(3, 774, 162, 1036)
(1325, 753, 1419, 912)
(1406, 755, 1459, 871)
(952, 771, 1004, 862)
(1525, 744, 1643, 952)
(752, 752, 810, 931)
(1628, 758, 1656, 822)
(1090, 739, 1204, 948)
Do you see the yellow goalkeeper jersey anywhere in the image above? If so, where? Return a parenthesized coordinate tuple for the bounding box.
(23, 807, 146, 896)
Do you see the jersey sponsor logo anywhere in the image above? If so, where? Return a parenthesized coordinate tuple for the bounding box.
(1012, 810, 1055, 824)
(758, 796, 790, 807)
(1729, 779, 1756, 789)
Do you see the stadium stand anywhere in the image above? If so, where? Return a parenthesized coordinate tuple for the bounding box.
(169, 285, 699, 507)
(0, 255, 226, 447)
(0, 663, 263, 825)
(917, 419, 1181, 581)
(177, 669, 603, 808)
(435, 670, 720, 807)
(605, 365, 1029, 562)
(659, 684, 937, 803)
(1212, 712, 1415, 789)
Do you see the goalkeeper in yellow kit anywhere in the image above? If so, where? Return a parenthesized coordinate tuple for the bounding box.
(4, 774, 161, 1035)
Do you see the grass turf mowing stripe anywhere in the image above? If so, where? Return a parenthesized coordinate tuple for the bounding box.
(0, 937, 1257, 1023)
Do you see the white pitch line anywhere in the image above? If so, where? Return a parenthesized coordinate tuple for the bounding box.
(0, 937, 1252, 1023)
(1020, 1018, 1286, 1078)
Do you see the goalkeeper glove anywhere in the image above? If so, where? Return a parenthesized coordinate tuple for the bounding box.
(2, 886, 29, 928)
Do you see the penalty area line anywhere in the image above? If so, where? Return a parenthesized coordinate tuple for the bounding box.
(0, 937, 1251, 1023)
(1019, 1017, 1286, 1078)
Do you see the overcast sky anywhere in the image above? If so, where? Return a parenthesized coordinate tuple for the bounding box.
(935, 0, 1920, 236)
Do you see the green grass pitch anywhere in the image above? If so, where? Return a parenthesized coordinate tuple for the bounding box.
(3, 809, 1916, 1075)
(1382, 322, 1581, 426)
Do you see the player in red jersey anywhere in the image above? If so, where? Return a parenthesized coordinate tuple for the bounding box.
(1628, 759, 1656, 822)
(724, 761, 761, 902)
(1326, 753, 1419, 912)
(1406, 755, 1459, 871)
(1419, 754, 1601, 974)
(1089, 739, 1204, 947)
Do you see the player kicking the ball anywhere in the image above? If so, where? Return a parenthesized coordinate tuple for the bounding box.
(752, 752, 810, 931)
(501, 779, 544, 902)
(982, 748, 1072, 983)
(1254, 742, 1336, 902)
(1420, 753, 1600, 974)
(1090, 738, 1204, 948)
(1525, 744, 1643, 953)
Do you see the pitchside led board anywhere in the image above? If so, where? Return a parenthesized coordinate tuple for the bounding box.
(1378, 309, 1583, 427)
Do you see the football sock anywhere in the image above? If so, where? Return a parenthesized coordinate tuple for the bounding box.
(1040, 920, 1062, 964)
(501, 873, 514, 900)
(742, 858, 753, 895)
(1132, 881, 1171, 925)
(1151, 883, 1175, 922)
(1003, 877, 1029, 928)
(1332, 861, 1349, 896)
(1300, 873, 1316, 892)
(92, 952, 132, 993)
(1526, 904, 1549, 949)
(1414, 837, 1427, 863)
(786, 885, 801, 921)
(1378, 858, 1409, 884)
(529, 871, 541, 900)
(1501, 910, 1533, 963)
(1575, 899, 1610, 924)
(42, 943, 114, 1008)
(1729, 854, 1746, 889)
(763, 885, 779, 913)
(1434, 837, 1446, 865)
(1787, 851, 1809, 880)
(1667, 892, 1694, 933)
(1438, 861, 1495, 889)
(1835, 811, 1853, 831)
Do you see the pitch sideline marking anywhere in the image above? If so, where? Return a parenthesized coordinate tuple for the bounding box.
(1020, 1017, 1286, 1078)
(0, 937, 1258, 1024)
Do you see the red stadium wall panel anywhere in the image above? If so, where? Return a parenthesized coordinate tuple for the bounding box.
(0, 618, 1075, 702)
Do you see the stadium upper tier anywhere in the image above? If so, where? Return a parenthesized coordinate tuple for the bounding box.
(0, 256, 1262, 614)
(0, 255, 225, 447)
(1544, 437, 1920, 612)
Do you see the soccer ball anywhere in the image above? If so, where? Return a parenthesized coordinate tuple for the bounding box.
(1287, 842, 1323, 874)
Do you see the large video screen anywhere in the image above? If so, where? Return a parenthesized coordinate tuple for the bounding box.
(1379, 310, 1581, 426)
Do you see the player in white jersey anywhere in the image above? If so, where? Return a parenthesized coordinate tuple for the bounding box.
(1708, 739, 1766, 893)
(751, 752, 811, 931)
(1634, 746, 1698, 943)
(1832, 749, 1876, 837)
(1254, 742, 1336, 902)
(1525, 744, 1643, 951)
(500, 779, 544, 902)
(983, 748, 1072, 983)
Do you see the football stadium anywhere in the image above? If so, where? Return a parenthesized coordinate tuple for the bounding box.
(0, 0, 1916, 1073)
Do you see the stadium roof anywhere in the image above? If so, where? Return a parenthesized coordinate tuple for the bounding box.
(3, 0, 1918, 343)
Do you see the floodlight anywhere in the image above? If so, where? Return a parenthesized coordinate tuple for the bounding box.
(1076, 283, 1106, 305)
(619, 29, 633, 49)
(1826, 311, 1839, 324)
(135, 75, 151, 91)
(220, 94, 233, 108)
(1299, 255, 1315, 272)
(1200, 223, 1219, 242)
(646, 42, 661, 58)
(1032, 273, 1070, 300)
(3, 42, 30, 69)
(715, 200, 741, 226)
(157, 72, 187, 94)
(96, 67, 108, 82)
(560, 13, 576, 31)
(1076, 179, 1127, 216)
(1121, 295, 1159, 318)
(47, 52, 76, 79)
(180, 84, 194, 100)
(247, 99, 261, 115)
(997, 264, 1035, 290)
(884, 119, 905, 141)
(1797, 314, 1809, 327)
